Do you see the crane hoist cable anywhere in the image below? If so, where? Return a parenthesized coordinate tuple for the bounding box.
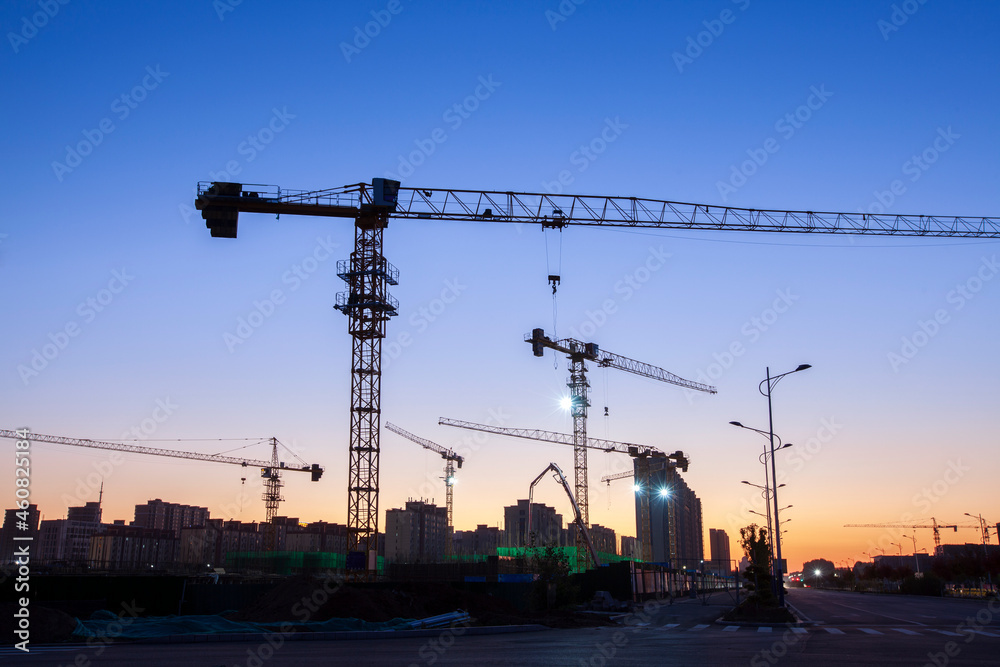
(544, 228, 563, 353)
(603, 364, 611, 421)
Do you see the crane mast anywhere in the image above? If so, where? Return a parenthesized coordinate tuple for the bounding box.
(438, 416, 689, 565)
(0, 429, 323, 551)
(196, 177, 998, 576)
(385, 422, 464, 556)
(526, 328, 710, 570)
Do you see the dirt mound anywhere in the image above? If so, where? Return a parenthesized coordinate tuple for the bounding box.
(230, 577, 607, 628)
(0, 603, 79, 644)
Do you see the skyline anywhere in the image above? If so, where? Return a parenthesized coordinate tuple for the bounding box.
(3, 1, 998, 572)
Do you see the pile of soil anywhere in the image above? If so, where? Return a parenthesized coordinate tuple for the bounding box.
(229, 576, 609, 628)
(0, 603, 79, 644)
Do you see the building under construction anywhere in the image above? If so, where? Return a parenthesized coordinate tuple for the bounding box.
(636, 458, 704, 568)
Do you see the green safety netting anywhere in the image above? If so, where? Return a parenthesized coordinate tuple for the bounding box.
(72, 609, 416, 639)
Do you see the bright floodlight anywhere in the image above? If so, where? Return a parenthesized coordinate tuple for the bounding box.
(446, 476, 456, 485)
(632, 484, 642, 493)
(814, 568, 821, 575)
(559, 396, 573, 410)
(658, 487, 670, 497)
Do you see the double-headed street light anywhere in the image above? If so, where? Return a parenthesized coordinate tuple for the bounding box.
(742, 480, 784, 561)
(733, 420, 794, 599)
(902, 533, 921, 574)
(758, 363, 811, 608)
(964, 512, 994, 592)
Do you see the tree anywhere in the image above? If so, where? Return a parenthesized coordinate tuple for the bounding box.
(740, 523, 774, 606)
(529, 545, 575, 609)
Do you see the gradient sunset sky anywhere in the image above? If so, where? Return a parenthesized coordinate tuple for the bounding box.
(2, 1, 998, 571)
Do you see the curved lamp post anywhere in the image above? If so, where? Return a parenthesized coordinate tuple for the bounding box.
(758, 363, 811, 607)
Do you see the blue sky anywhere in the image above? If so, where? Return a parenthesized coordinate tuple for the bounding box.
(2, 0, 998, 567)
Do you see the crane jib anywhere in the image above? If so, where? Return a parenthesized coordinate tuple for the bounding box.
(195, 180, 1000, 238)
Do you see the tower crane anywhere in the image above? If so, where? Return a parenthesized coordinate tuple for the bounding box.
(525, 328, 710, 569)
(384, 422, 464, 555)
(195, 177, 999, 575)
(527, 462, 601, 569)
(0, 429, 323, 550)
(843, 518, 979, 553)
(437, 416, 689, 566)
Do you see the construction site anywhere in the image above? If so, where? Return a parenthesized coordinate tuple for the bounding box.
(3, 4, 998, 662)
(3, 176, 997, 642)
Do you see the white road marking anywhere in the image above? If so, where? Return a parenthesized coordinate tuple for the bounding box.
(661, 623, 679, 629)
(971, 629, 1000, 637)
(893, 628, 920, 635)
(823, 627, 845, 634)
(820, 599, 925, 626)
(723, 626, 739, 632)
(859, 628, 883, 635)
(791, 627, 808, 634)
(930, 629, 962, 637)
(757, 626, 773, 633)
(689, 624, 709, 632)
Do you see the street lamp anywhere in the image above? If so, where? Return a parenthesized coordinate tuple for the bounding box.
(742, 480, 784, 561)
(733, 421, 796, 601)
(758, 363, 811, 608)
(964, 512, 993, 592)
(732, 420, 793, 571)
(902, 534, 920, 574)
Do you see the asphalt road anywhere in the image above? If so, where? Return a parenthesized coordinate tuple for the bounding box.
(3, 590, 998, 666)
(786, 587, 1000, 630)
